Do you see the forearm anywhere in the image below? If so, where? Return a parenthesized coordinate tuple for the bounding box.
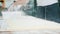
(8, 0, 29, 11)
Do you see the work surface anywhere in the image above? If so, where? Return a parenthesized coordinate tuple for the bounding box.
(0, 11, 60, 31)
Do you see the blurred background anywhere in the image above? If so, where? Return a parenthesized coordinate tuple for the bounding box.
(0, 0, 60, 34)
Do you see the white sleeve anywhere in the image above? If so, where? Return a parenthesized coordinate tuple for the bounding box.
(0, 20, 8, 30)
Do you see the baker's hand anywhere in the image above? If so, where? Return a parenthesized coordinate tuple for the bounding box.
(15, 0, 29, 5)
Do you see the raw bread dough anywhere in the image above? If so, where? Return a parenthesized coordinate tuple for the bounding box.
(37, 0, 58, 6)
